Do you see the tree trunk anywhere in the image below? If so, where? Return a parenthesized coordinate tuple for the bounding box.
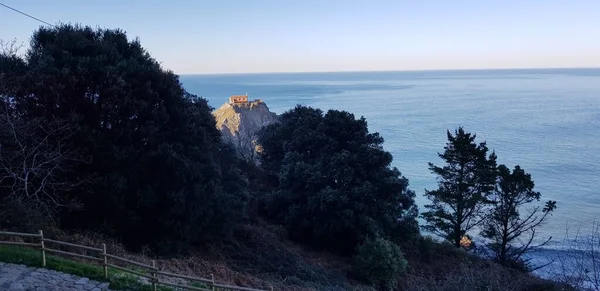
(500, 240, 507, 265)
(454, 230, 461, 248)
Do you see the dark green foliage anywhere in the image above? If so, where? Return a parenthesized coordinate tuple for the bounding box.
(352, 237, 407, 290)
(422, 127, 497, 248)
(258, 105, 418, 253)
(0, 24, 246, 254)
(481, 165, 556, 270)
(0, 51, 26, 95)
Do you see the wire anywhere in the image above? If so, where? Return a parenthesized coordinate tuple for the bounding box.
(0, 2, 55, 27)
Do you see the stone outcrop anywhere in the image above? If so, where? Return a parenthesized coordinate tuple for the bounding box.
(213, 100, 278, 162)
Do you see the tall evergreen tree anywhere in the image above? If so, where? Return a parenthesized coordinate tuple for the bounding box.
(422, 127, 497, 248)
(481, 165, 556, 270)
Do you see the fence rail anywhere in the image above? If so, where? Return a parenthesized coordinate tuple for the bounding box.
(0, 230, 271, 291)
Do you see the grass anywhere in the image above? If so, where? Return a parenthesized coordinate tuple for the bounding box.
(0, 245, 172, 291)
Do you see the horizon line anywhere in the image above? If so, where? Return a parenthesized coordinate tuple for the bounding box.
(179, 66, 600, 76)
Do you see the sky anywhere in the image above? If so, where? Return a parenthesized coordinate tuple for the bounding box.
(1, 0, 600, 74)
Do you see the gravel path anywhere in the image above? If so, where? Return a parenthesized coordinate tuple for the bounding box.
(0, 262, 112, 290)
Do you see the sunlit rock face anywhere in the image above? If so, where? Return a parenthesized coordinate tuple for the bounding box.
(213, 99, 278, 163)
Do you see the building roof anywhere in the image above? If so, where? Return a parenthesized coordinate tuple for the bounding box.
(230, 95, 248, 99)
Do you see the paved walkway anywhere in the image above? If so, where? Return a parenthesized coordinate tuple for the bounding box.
(0, 262, 112, 290)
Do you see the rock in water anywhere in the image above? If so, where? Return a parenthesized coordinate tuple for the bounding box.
(213, 99, 278, 162)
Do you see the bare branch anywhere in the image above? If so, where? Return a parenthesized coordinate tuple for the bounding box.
(0, 38, 24, 56)
(0, 106, 89, 222)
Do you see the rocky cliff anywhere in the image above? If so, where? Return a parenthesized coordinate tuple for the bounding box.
(213, 100, 278, 162)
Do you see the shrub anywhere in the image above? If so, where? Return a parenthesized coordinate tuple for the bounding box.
(352, 237, 408, 290)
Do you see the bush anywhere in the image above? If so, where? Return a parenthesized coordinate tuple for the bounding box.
(352, 237, 407, 290)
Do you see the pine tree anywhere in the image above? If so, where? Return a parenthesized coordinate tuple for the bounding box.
(422, 127, 497, 248)
(481, 165, 556, 270)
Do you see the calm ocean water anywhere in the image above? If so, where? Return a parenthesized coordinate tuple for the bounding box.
(181, 69, 600, 256)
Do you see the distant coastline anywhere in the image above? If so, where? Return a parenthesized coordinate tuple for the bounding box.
(180, 66, 600, 76)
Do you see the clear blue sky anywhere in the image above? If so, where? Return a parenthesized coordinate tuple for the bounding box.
(1, 0, 599, 74)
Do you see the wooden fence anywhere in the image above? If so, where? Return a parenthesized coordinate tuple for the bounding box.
(0, 230, 271, 291)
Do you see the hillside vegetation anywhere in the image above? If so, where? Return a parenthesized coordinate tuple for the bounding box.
(0, 24, 573, 290)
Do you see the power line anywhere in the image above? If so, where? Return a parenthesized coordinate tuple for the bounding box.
(0, 2, 55, 27)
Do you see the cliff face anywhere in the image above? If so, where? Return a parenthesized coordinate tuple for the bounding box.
(213, 101, 278, 162)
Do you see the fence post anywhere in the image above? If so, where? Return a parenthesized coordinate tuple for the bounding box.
(151, 260, 157, 291)
(211, 273, 215, 291)
(102, 243, 108, 279)
(39, 230, 46, 267)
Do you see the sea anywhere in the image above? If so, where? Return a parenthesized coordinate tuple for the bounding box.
(181, 68, 600, 279)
